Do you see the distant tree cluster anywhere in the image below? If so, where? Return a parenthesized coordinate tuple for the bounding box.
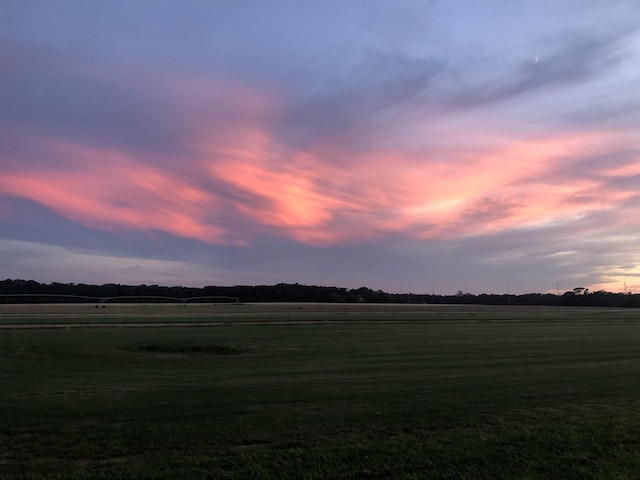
(556, 288, 640, 307)
(0, 279, 638, 307)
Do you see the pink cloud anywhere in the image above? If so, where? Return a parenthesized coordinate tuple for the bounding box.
(0, 140, 229, 243)
(192, 123, 636, 245)
(2, 74, 638, 250)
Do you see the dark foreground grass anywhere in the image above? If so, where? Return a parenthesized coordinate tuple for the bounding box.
(2, 306, 640, 478)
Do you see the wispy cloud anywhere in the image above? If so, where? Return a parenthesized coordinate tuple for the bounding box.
(3, 101, 635, 251)
(443, 30, 632, 110)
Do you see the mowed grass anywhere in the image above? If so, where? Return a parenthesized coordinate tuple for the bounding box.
(2, 304, 640, 479)
(1, 302, 636, 325)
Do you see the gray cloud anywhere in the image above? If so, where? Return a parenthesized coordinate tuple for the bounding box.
(445, 30, 629, 109)
(277, 50, 445, 150)
(0, 42, 190, 158)
(565, 97, 640, 129)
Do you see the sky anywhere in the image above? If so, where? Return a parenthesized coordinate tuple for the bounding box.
(1, 1, 640, 295)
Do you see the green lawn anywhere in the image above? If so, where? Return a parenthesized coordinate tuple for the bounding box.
(2, 304, 640, 479)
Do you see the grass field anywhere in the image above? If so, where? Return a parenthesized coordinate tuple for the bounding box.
(2, 303, 640, 479)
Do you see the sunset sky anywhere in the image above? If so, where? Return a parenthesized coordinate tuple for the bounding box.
(2, 1, 640, 295)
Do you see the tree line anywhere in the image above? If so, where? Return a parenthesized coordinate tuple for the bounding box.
(0, 279, 638, 307)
